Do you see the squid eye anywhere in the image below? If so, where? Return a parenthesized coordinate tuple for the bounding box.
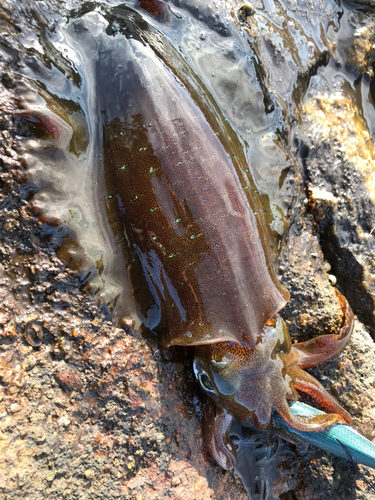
(193, 360, 216, 395)
(199, 372, 214, 392)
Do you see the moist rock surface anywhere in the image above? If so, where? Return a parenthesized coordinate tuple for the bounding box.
(0, 1, 375, 499)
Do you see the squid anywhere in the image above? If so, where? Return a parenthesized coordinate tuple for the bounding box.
(99, 16, 374, 471)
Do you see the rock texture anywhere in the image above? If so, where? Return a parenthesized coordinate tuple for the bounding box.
(0, 1, 374, 499)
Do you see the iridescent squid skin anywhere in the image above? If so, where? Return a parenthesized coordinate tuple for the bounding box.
(101, 36, 354, 470)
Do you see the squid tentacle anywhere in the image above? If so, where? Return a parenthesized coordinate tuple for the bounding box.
(203, 402, 236, 470)
(290, 364, 351, 423)
(274, 397, 346, 432)
(292, 290, 354, 369)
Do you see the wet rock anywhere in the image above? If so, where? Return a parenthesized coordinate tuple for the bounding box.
(300, 91, 375, 335)
(350, 24, 375, 75)
(280, 218, 344, 342)
(54, 362, 83, 392)
(292, 320, 375, 499)
(291, 7, 375, 339)
(0, 1, 374, 499)
(8, 403, 22, 413)
(238, 3, 256, 21)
